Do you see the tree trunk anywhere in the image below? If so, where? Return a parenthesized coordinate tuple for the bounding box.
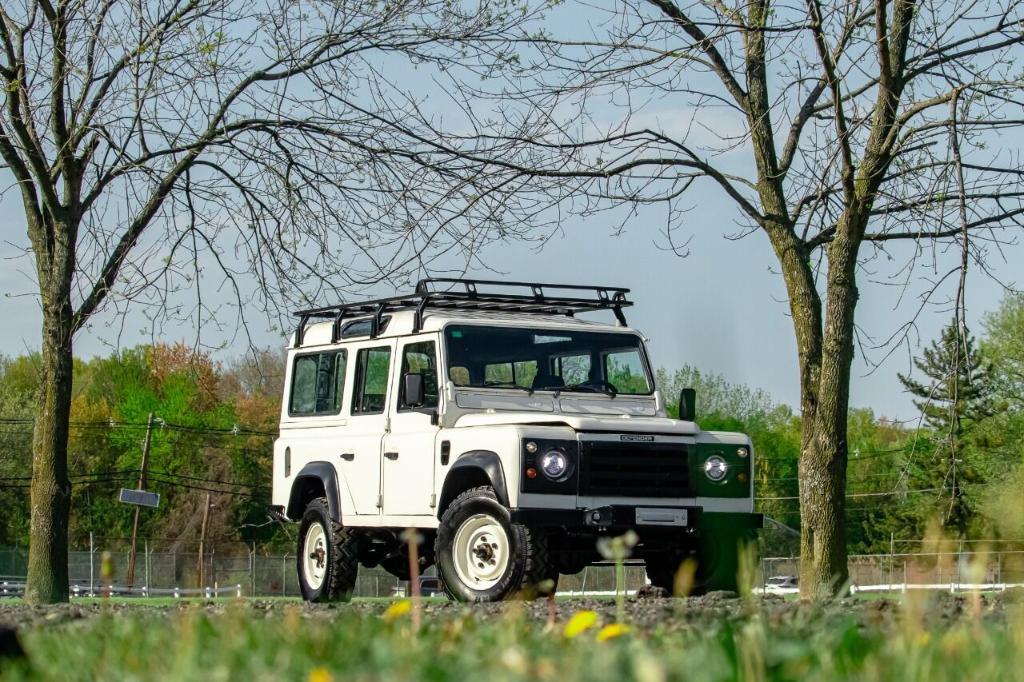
(797, 232, 861, 598)
(24, 285, 75, 603)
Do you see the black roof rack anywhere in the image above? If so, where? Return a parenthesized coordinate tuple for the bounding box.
(291, 278, 632, 347)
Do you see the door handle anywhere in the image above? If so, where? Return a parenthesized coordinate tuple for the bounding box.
(340, 452, 355, 461)
(384, 451, 399, 460)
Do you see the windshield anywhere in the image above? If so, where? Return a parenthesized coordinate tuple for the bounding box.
(444, 325, 654, 395)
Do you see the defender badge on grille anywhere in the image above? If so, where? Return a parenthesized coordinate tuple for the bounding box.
(620, 435, 655, 442)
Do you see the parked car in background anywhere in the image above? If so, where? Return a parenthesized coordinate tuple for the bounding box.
(764, 575, 799, 593)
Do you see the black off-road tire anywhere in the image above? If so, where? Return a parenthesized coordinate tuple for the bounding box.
(297, 497, 359, 602)
(646, 528, 752, 596)
(435, 485, 554, 602)
(645, 554, 693, 596)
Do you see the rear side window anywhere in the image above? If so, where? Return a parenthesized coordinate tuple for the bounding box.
(290, 351, 347, 416)
(555, 353, 591, 385)
(353, 346, 392, 414)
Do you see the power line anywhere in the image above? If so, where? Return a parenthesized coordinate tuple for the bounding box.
(756, 487, 943, 502)
(147, 469, 270, 490)
(144, 474, 267, 499)
(0, 417, 276, 438)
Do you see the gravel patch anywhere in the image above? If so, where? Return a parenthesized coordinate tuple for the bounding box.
(0, 589, 1017, 633)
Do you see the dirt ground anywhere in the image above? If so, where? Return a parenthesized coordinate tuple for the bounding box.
(0, 588, 1020, 632)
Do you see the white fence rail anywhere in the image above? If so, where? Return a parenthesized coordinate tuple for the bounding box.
(1, 546, 1022, 598)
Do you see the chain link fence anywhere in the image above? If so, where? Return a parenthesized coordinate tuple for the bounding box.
(761, 549, 1024, 592)
(4, 541, 1023, 598)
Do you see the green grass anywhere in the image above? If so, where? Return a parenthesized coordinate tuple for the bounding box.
(1, 596, 1022, 681)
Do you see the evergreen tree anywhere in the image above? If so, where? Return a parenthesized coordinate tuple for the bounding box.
(898, 321, 994, 535)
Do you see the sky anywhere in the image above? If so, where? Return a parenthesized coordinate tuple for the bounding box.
(3, 183, 1018, 422)
(1, 1, 1021, 422)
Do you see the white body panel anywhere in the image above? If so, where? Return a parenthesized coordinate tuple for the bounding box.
(271, 308, 755, 527)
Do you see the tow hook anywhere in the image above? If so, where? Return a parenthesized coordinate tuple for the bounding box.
(584, 506, 615, 528)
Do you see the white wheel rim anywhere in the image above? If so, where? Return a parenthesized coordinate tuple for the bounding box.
(452, 513, 509, 590)
(303, 522, 328, 591)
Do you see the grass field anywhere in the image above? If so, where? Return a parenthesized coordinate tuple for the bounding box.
(1, 591, 1022, 681)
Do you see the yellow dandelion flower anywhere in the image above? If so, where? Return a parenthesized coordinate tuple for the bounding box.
(383, 599, 413, 622)
(563, 610, 599, 638)
(596, 623, 631, 641)
(308, 667, 332, 682)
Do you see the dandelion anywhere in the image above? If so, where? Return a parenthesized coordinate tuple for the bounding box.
(308, 667, 332, 682)
(563, 610, 599, 638)
(596, 623, 631, 641)
(383, 599, 413, 622)
(632, 655, 667, 682)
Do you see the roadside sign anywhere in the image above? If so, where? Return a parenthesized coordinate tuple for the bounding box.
(118, 488, 160, 508)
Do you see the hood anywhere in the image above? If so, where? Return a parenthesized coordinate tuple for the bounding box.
(452, 411, 698, 435)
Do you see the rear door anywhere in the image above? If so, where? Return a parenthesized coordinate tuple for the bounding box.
(345, 341, 396, 514)
(381, 338, 441, 516)
(277, 349, 351, 512)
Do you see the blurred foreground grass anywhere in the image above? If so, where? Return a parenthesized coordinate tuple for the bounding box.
(2, 593, 1023, 682)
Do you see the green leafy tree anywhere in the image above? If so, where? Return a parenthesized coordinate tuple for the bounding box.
(981, 293, 1024, 411)
(977, 293, 1024, 538)
(898, 321, 994, 536)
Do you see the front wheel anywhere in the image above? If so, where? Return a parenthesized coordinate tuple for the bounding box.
(435, 486, 553, 602)
(297, 497, 359, 602)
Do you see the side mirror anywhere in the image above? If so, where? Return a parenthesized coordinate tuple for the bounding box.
(679, 388, 696, 422)
(403, 372, 425, 408)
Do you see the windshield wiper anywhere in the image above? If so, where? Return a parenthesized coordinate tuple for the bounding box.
(564, 383, 617, 398)
(478, 381, 535, 396)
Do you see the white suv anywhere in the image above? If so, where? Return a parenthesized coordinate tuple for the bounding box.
(270, 279, 761, 602)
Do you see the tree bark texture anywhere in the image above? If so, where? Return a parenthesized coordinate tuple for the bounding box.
(25, 293, 75, 604)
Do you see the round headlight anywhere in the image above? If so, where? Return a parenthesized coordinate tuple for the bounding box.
(539, 449, 571, 481)
(704, 455, 729, 481)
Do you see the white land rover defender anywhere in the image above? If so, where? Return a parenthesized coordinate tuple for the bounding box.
(270, 279, 762, 602)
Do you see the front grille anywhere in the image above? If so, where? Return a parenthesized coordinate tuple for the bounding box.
(579, 440, 693, 498)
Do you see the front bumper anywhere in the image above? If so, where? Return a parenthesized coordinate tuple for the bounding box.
(512, 505, 701, 529)
(511, 506, 762, 531)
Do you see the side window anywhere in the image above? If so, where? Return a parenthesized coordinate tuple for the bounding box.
(289, 351, 347, 416)
(352, 346, 392, 414)
(400, 341, 439, 409)
(341, 317, 390, 339)
(555, 353, 591, 385)
(605, 349, 652, 394)
(483, 361, 537, 388)
(484, 362, 514, 385)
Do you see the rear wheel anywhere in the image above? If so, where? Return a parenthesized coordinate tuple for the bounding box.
(645, 527, 752, 596)
(297, 497, 358, 602)
(435, 486, 553, 602)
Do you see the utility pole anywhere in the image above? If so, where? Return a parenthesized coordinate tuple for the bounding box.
(126, 413, 154, 587)
(197, 493, 212, 588)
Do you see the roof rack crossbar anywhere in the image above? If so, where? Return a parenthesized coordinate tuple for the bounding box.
(291, 279, 633, 345)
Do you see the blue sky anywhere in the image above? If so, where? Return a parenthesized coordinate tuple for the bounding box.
(1, 1, 1021, 421)
(3, 181, 1018, 420)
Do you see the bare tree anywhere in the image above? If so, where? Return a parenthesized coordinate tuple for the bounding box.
(417, 0, 1024, 596)
(0, 0, 544, 603)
